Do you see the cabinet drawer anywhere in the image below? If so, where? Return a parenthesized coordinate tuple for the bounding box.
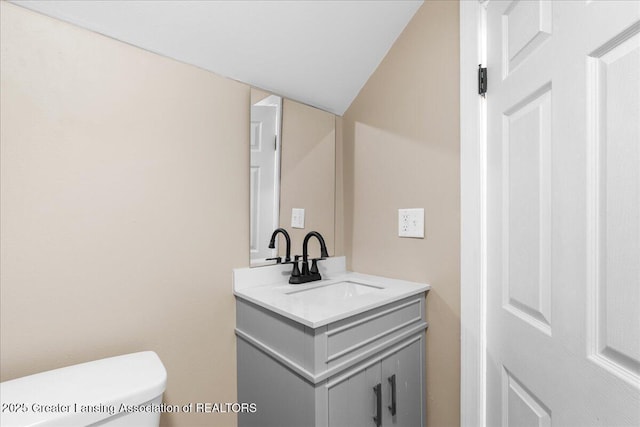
(326, 295, 424, 365)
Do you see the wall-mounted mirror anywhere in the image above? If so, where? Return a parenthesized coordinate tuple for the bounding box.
(250, 88, 335, 266)
(250, 90, 282, 263)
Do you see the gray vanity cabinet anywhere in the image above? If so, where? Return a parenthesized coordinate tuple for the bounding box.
(328, 337, 423, 427)
(236, 293, 427, 427)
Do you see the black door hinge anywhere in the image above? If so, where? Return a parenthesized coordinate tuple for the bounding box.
(478, 64, 487, 97)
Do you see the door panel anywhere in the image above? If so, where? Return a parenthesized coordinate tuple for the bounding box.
(587, 26, 640, 381)
(328, 362, 381, 427)
(503, 0, 551, 75)
(486, 1, 640, 426)
(502, 367, 551, 427)
(502, 85, 552, 335)
(381, 338, 423, 427)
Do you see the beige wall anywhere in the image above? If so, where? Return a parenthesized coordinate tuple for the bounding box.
(280, 99, 336, 258)
(342, 2, 460, 426)
(0, 3, 248, 426)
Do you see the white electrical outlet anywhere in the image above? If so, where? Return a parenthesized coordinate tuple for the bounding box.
(291, 208, 305, 229)
(398, 208, 424, 238)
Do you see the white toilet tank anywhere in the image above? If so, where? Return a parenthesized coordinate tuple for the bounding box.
(0, 351, 167, 427)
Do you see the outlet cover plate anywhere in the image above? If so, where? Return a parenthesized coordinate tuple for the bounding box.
(291, 208, 305, 229)
(398, 208, 424, 238)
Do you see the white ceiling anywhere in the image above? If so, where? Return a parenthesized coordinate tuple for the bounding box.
(12, 0, 422, 115)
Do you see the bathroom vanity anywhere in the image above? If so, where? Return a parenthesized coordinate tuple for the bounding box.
(234, 257, 429, 427)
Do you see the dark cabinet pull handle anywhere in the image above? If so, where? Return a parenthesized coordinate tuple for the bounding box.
(388, 374, 397, 416)
(373, 383, 382, 427)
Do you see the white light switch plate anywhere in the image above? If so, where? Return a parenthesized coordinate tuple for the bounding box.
(398, 208, 424, 238)
(291, 208, 305, 229)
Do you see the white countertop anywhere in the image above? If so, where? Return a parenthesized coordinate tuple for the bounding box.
(233, 257, 430, 328)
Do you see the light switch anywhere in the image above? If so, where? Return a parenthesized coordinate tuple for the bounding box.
(398, 208, 424, 238)
(291, 208, 305, 229)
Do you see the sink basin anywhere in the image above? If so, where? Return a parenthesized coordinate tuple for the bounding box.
(285, 280, 383, 299)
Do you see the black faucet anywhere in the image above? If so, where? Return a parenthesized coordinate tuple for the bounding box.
(267, 228, 291, 264)
(289, 231, 329, 284)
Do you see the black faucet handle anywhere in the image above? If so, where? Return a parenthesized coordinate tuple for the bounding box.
(266, 256, 282, 264)
(290, 255, 302, 278)
(301, 259, 310, 276)
(310, 258, 320, 275)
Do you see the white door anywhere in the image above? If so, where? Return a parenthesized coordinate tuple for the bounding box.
(486, 1, 640, 426)
(250, 104, 278, 262)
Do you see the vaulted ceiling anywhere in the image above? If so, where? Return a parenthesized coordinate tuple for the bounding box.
(12, 1, 422, 115)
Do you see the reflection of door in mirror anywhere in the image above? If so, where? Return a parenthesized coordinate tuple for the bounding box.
(250, 94, 281, 264)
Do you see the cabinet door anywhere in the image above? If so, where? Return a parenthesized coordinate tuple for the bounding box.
(328, 362, 382, 427)
(381, 338, 424, 427)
